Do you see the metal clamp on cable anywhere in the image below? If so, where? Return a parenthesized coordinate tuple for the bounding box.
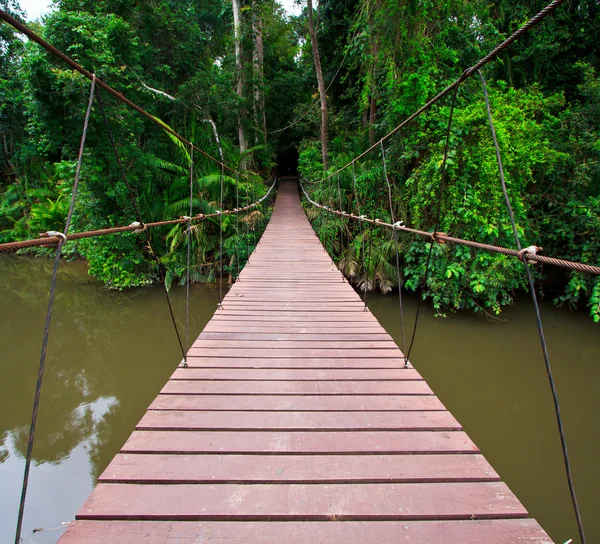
(517, 245, 542, 264)
(433, 231, 447, 245)
(42, 231, 68, 243)
(393, 221, 405, 230)
(129, 221, 147, 234)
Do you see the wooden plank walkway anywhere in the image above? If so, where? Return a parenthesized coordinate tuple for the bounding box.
(59, 181, 553, 543)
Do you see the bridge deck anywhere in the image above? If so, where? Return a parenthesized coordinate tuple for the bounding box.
(59, 181, 552, 543)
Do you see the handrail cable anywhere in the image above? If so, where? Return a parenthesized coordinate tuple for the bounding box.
(0, 9, 258, 186)
(0, 181, 277, 253)
(299, 183, 600, 276)
(479, 69, 586, 544)
(310, 0, 567, 185)
(14, 76, 96, 544)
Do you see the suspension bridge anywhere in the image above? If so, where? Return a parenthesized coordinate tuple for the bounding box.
(56, 180, 552, 543)
(1, 0, 595, 542)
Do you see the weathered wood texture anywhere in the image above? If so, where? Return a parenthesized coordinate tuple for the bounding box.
(59, 181, 552, 543)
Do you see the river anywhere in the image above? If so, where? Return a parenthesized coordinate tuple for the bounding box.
(0, 255, 598, 543)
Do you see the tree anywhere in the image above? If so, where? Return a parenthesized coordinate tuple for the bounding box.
(306, 0, 328, 170)
(232, 0, 248, 165)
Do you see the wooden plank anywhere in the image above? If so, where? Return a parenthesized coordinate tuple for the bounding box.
(122, 430, 479, 454)
(136, 410, 461, 431)
(182, 357, 407, 368)
(160, 380, 434, 395)
(186, 348, 404, 358)
(149, 394, 445, 411)
(191, 340, 399, 349)
(198, 332, 392, 341)
(99, 454, 499, 484)
(76, 482, 528, 521)
(58, 520, 554, 543)
(169, 368, 421, 381)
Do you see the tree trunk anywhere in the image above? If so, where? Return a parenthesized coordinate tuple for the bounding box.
(368, 39, 378, 146)
(307, 0, 328, 171)
(232, 0, 248, 167)
(252, 0, 267, 145)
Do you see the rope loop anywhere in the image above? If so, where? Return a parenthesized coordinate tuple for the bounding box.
(517, 245, 543, 264)
(129, 221, 147, 234)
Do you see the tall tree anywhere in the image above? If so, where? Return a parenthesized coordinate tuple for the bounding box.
(252, 0, 267, 144)
(232, 0, 248, 165)
(306, 0, 328, 170)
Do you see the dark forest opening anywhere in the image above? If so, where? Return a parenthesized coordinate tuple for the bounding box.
(276, 147, 299, 177)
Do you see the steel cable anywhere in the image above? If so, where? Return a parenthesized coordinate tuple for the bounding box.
(97, 90, 187, 363)
(0, 9, 258, 185)
(479, 69, 586, 544)
(310, 0, 567, 186)
(14, 76, 96, 544)
(381, 141, 407, 364)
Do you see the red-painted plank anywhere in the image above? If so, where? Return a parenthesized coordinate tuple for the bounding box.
(58, 520, 554, 543)
(76, 482, 528, 521)
(187, 348, 404, 358)
(191, 340, 398, 349)
(149, 394, 444, 411)
(182, 357, 407, 368)
(136, 410, 461, 431)
(160, 380, 434, 395)
(100, 453, 499, 484)
(122, 430, 478, 454)
(169, 368, 421, 381)
(198, 332, 393, 341)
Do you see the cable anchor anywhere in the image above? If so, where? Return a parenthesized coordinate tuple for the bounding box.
(42, 231, 68, 243)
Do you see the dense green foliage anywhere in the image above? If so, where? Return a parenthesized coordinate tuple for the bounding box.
(298, 0, 600, 321)
(0, 0, 598, 319)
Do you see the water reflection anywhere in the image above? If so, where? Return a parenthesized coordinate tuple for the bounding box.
(1, 254, 598, 544)
(0, 255, 218, 543)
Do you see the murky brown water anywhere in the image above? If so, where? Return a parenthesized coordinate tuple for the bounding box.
(1, 255, 598, 543)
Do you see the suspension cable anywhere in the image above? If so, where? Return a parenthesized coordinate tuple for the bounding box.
(309, 0, 567, 185)
(14, 76, 96, 544)
(336, 173, 345, 281)
(96, 90, 187, 363)
(184, 144, 194, 367)
(381, 141, 407, 365)
(0, 9, 258, 185)
(351, 164, 368, 309)
(235, 174, 240, 280)
(479, 69, 586, 544)
(404, 84, 459, 368)
(217, 164, 225, 308)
